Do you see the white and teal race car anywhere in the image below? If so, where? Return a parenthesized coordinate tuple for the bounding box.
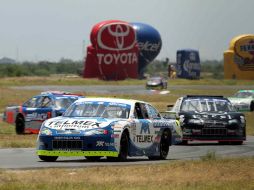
(36, 98, 182, 162)
(228, 90, 254, 112)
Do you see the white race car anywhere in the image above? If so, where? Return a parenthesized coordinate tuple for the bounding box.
(37, 98, 182, 162)
(228, 90, 254, 112)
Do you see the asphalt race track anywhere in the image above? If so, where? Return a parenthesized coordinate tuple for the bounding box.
(11, 84, 254, 95)
(1, 136, 254, 169)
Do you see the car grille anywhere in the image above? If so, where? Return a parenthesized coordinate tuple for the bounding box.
(204, 120, 226, 128)
(202, 128, 227, 136)
(52, 140, 83, 150)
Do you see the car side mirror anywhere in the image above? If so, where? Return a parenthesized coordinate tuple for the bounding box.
(167, 104, 174, 111)
(57, 112, 63, 116)
(160, 112, 177, 119)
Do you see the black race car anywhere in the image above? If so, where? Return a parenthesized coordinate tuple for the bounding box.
(168, 95, 246, 145)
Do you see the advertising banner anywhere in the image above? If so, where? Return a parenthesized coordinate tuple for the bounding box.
(176, 49, 201, 79)
(224, 34, 254, 79)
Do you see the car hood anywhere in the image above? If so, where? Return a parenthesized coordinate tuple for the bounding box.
(228, 97, 252, 104)
(43, 116, 123, 131)
(181, 111, 240, 121)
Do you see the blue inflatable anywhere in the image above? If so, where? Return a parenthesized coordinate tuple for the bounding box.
(176, 49, 201, 79)
(131, 23, 162, 77)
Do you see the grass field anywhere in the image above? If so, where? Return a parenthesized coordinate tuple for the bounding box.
(1, 75, 254, 86)
(0, 157, 253, 190)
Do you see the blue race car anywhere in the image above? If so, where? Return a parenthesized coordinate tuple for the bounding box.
(36, 97, 182, 162)
(3, 91, 84, 134)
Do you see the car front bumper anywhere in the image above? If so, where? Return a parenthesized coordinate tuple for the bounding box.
(37, 135, 118, 157)
(181, 124, 246, 141)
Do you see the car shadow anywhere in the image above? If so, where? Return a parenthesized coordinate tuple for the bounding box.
(38, 157, 176, 163)
(176, 142, 245, 146)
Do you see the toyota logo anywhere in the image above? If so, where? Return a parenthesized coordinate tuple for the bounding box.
(97, 22, 136, 51)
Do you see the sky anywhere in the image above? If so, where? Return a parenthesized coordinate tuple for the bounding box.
(0, 0, 254, 62)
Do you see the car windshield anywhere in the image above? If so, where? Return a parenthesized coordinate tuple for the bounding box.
(180, 98, 235, 112)
(234, 91, 254, 98)
(63, 101, 131, 119)
(55, 97, 79, 109)
(149, 77, 161, 82)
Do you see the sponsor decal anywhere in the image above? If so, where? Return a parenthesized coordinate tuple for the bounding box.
(96, 141, 116, 147)
(26, 112, 48, 121)
(97, 52, 138, 65)
(137, 41, 161, 52)
(137, 122, 153, 143)
(96, 22, 138, 66)
(136, 135, 153, 143)
(140, 122, 150, 134)
(47, 120, 101, 129)
(153, 121, 173, 128)
(54, 136, 81, 140)
(130, 122, 136, 135)
(111, 134, 120, 138)
(234, 37, 254, 70)
(183, 60, 200, 74)
(97, 23, 136, 51)
(189, 52, 196, 61)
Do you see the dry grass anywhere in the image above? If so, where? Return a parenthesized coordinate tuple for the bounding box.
(0, 87, 40, 113)
(0, 157, 254, 190)
(0, 121, 37, 148)
(1, 76, 254, 87)
(0, 76, 146, 86)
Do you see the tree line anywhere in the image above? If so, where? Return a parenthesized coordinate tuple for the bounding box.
(145, 59, 224, 79)
(0, 60, 83, 77)
(0, 59, 223, 78)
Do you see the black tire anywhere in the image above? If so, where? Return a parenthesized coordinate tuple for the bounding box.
(180, 140, 188, 145)
(39, 155, 58, 162)
(148, 130, 170, 160)
(230, 141, 243, 145)
(250, 101, 254, 112)
(218, 141, 230, 145)
(15, 116, 25, 135)
(107, 131, 129, 162)
(85, 156, 101, 161)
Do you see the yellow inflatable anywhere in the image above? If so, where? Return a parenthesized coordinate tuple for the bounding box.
(224, 34, 254, 79)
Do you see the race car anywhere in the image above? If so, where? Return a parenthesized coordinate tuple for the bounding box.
(228, 90, 254, 112)
(3, 91, 84, 134)
(165, 95, 246, 145)
(36, 98, 182, 162)
(146, 76, 167, 90)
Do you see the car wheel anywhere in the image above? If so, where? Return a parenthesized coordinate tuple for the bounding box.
(148, 130, 170, 160)
(107, 131, 129, 162)
(85, 156, 101, 161)
(250, 101, 254, 112)
(15, 116, 25, 135)
(39, 155, 58, 162)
